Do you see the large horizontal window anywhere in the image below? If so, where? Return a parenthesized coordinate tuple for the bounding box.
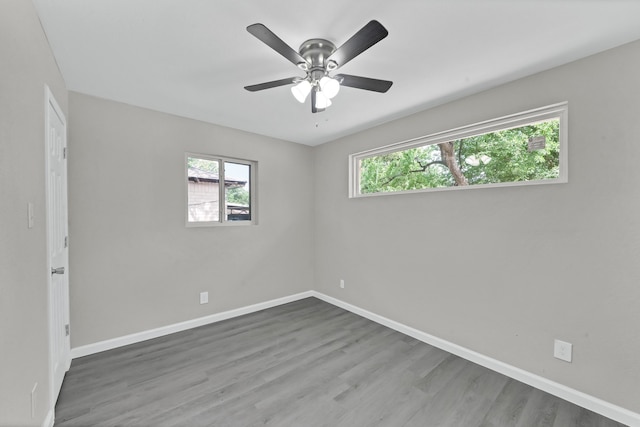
(350, 102, 568, 197)
(186, 153, 256, 226)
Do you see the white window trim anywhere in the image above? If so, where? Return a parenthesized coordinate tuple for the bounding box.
(349, 102, 568, 198)
(185, 152, 257, 227)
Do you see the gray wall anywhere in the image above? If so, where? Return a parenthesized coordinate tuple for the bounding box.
(68, 93, 315, 347)
(313, 39, 640, 413)
(0, 1, 68, 425)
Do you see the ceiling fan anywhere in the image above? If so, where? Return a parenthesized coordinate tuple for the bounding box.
(244, 20, 393, 113)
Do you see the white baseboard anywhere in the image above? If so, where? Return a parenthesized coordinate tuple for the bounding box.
(70, 291, 314, 359)
(42, 408, 54, 427)
(310, 291, 640, 427)
(68, 289, 639, 426)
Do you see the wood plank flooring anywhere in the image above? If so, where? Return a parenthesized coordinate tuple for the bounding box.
(54, 298, 627, 426)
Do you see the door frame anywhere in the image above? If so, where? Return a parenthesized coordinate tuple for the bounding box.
(45, 84, 71, 412)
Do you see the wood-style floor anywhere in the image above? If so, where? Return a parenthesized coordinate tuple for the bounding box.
(54, 298, 627, 426)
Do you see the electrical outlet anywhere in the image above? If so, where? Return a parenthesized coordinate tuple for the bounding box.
(554, 339, 572, 362)
(340, 279, 345, 289)
(199, 292, 209, 304)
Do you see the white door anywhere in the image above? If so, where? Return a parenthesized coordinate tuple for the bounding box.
(46, 86, 70, 403)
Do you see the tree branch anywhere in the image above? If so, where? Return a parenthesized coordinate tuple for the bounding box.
(415, 159, 446, 171)
(439, 142, 469, 186)
(377, 160, 447, 187)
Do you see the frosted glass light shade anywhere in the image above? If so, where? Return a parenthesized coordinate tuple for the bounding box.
(319, 76, 340, 99)
(291, 80, 312, 103)
(315, 90, 332, 109)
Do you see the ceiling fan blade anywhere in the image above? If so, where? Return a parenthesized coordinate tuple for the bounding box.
(335, 74, 393, 93)
(311, 90, 323, 113)
(244, 77, 298, 92)
(247, 23, 308, 68)
(327, 20, 388, 69)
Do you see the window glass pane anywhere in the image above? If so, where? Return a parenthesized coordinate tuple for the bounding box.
(359, 118, 560, 195)
(224, 162, 251, 221)
(187, 156, 220, 222)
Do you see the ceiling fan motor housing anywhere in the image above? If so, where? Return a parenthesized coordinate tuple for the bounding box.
(298, 39, 337, 80)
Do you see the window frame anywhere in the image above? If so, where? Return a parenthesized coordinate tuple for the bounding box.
(185, 152, 257, 227)
(349, 102, 568, 198)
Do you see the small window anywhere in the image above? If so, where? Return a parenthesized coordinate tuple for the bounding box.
(186, 153, 256, 226)
(350, 102, 568, 197)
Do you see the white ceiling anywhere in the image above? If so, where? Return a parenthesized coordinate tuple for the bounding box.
(32, 0, 640, 146)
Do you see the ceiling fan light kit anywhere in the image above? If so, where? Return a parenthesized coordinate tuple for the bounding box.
(244, 20, 393, 113)
(314, 90, 332, 109)
(291, 79, 312, 103)
(319, 76, 340, 98)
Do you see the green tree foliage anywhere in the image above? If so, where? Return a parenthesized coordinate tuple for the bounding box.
(187, 157, 219, 174)
(360, 119, 559, 193)
(226, 186, 249, 206)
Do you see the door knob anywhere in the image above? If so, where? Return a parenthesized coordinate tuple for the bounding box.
(51, 267, 65, 275)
